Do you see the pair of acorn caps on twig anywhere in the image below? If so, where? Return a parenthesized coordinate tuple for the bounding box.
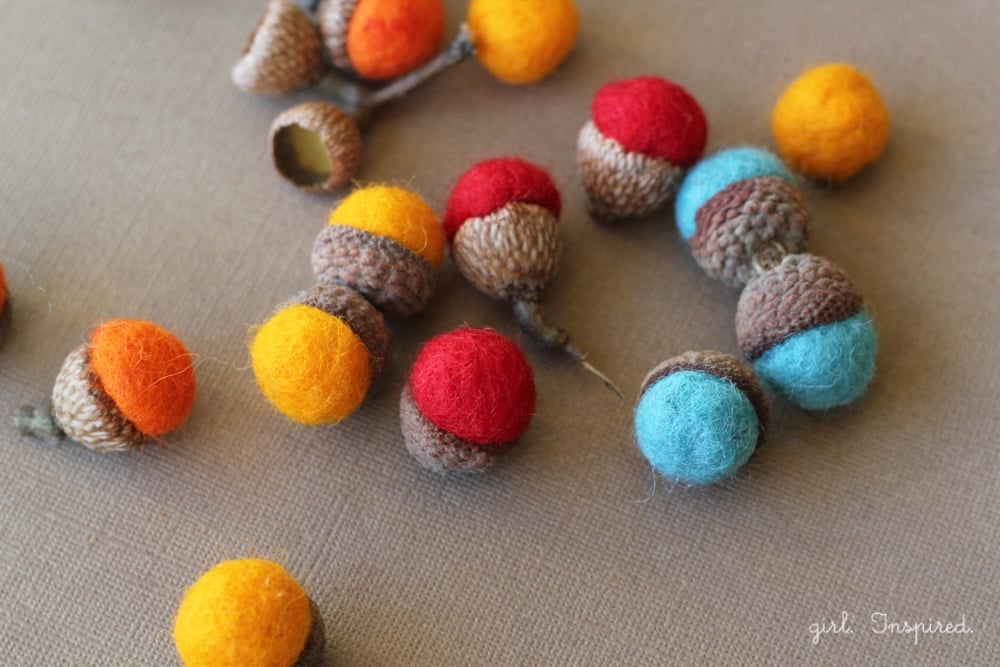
(232, 0, 581, 192)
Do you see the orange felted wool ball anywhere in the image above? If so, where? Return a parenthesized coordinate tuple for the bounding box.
(345, 0, 446, 80)
(17, 319, 197, 452)
(772, 63, 890, 181)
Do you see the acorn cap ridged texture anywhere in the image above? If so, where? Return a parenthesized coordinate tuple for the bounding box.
(736, 253, 865, 360)
(577, 120, 684, 222)
(312, 225, 438, 319)
(269, 102, 362, 193)
(690, 176, 809, 287)
(51, 345, 147, 452)
(290, 283, 392, 381)
(400, 385, 513, 473)
(316, 0, 360, 70)
(640, 350, 769, 436)
(232, 0, 326, 96)
(452, 201, 561, 303)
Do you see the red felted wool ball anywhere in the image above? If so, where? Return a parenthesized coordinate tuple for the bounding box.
(591, 76, 707, 166)
(442, 157, 562, 240)
(409, 328, 536, 444)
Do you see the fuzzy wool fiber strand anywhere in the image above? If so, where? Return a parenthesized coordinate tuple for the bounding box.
(467, 0, 578, 84)
(772, 63, 890, 181)
(173, 559, 314, 667)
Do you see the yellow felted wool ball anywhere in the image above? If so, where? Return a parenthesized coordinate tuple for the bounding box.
(328, 184, 444, 268)
(468, 0, 579, 85)
(772, 63, 890, 181)
(251, 302, 373, 424)
(173, 559, 314, 667)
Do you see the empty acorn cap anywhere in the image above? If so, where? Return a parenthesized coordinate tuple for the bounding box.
(270, 101, 362, 192)
(452, 201, 561, 303)
(577, 120, 684, 222)
(232, 0, 326, 96)
(690, 176, 810, 287)
(316, 0, 360, 70)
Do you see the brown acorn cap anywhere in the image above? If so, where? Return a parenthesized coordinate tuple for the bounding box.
(289, 283, 392, 381)
(399, 384, 514, 473)
(736, 253, 865, 360)
(50, 345, 147, 452)
(311, 225, 438, 319)
(270, 101, 362, 192)
(639, 350, 769, 434)
(577, 120, 684, 222)
(316, 0, 360, 71)
(452, 201, 561, 303)
(690, 176, 809, 287)
(232, 0, 326, 96)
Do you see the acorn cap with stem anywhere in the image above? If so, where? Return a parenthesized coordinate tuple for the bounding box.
(232, 0, 327, 96)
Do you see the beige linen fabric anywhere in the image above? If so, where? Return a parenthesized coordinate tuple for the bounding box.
(0, 1, 997, 665)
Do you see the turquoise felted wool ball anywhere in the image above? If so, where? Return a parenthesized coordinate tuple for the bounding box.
(736, 253, 878, 410)
(635, 351, 768, 485)
(675, 146, 794, 241)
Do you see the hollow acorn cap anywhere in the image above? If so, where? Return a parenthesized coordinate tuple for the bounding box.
(232, 0, 326, 96)
(736, 253, 864, 360)
(452, 201, 561, 303)
(690, 176, 810, 287)
(270, 102, 362, 193)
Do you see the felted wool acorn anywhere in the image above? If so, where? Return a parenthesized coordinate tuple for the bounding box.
(0, 262, 8, 344)
(232, 0, 326, 96)
(312, 184, 444, 319)
(173, 559, 325, 667)
(250, 283, 392, 424)
(578, 76, 708, 222)
(16, 319, 197, 452)
(443, 157, 621, 396)
(675, 146, 810, 287)
(270, 101, 363, 192)
(736, 253, 878, 410)
(635, 351, 768, 485)
(400, 327, 535, 473)
(772, 63, 890, 182)
(316, 0, 445, 80)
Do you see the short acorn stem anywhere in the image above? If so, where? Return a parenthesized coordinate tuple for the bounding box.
(15, 405, 65, 439)
(750, 240, 789, 277)
(315, 23, 476, 125)
(513, 300, 624, 399)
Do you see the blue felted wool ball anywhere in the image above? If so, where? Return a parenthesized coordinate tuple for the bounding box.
(675, 146, 793, 240)
(754, 311, 877, 410)
(736, 253, 878, 410)
(634, 351, 768, 485)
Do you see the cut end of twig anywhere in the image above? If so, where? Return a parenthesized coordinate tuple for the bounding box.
(16, 405, 65, 439)
(513, 300, 624, 399)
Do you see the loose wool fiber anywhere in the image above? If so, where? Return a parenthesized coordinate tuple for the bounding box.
(592, 76, 707, 165)
(173, 559, 312, 667)
(675, 147, 793, 241)
(772, 63, 890, 181)
(635, 370, 759, 485)
(467, 0, 578, 85)
(443, 157, 562, 239)
(410, 328, 535, 444)
(88, 319, 196, 436)
(251, 304, 371, 424)
(329, 185, 444, 267)
(347, 0, 445, 80)
(754, 310, 877, 410)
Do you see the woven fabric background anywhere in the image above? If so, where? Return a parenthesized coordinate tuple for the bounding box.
(1, 1, 997, 665)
